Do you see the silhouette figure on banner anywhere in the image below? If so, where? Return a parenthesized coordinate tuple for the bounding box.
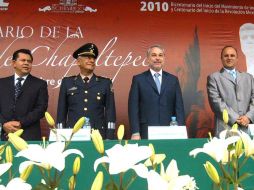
(239, 23, 254, 76)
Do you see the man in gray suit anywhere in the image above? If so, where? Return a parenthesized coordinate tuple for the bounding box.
(207, 46, 254, 136)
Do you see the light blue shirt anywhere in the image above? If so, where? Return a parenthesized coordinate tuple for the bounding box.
(150, 69, 162, 84)
(224, 67, 236, 74)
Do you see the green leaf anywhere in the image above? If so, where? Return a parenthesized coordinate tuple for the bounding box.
(227, 144, 235, 152)
(220, 165, 233, 182)
(33, 183, 51, 190)
(238, 172, 254, 183)
(105, 181, 118, 190)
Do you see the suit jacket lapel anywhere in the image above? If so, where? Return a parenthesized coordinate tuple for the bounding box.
(145, 70, 159, 94)
(75, 75, 84, 88)
(160, 71, 167, 95)
(7, 75, 15, 101)
(236, 70, 242, 84)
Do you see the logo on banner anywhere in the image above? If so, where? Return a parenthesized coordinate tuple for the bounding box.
(38, 0, 97, 13)
(0, 0, 9, 11)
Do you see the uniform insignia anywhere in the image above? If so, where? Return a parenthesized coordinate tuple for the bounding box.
(65, 75, 76, 78)
(98, 75, 109, 80)
(68, 87, 77, 91)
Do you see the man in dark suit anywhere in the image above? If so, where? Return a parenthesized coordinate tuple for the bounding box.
(0, 49, 48, 141)
(56, 43, 116, 139)
(128, 45, 185, 139)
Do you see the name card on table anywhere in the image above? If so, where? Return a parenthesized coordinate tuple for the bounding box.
(148, 126, 188, 140)
(49, 128, 91, 141)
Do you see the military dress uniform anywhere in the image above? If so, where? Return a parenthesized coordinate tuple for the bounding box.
(57, 74, 116, 139)
(56, 43, 116, 139)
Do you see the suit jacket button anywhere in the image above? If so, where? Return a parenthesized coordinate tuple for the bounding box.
(84, 99, 88, 102)
(84, 107, 87, 111)
(84, 91, 88, 94)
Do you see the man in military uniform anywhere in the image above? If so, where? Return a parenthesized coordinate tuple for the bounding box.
(56, 43, 116, 139)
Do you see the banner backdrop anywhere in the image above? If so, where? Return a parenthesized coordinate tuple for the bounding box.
(1, 0, 254, 138)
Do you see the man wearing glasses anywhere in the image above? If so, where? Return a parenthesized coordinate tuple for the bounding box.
(0, 49, 48, 140)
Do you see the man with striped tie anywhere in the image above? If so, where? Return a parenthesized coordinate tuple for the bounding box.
(0, 49, 48, 140)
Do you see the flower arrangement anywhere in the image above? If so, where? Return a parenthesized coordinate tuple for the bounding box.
(0, 112, 85, 190)
(0, 112, 200, 189)
(91, 124, 152, 190)
(91, 124, 198, 190)
(189, 109, 253, 190)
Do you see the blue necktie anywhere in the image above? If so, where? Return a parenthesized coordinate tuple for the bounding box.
(15, 77, 24, 100)
(229, 70, 236, 81)
(154, 73, 161, 93)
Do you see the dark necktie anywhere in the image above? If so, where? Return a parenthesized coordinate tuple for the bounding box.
(83, 77, 89, 83)
(15, 77, 24, 100)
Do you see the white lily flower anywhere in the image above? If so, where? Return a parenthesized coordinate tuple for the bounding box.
(16, 141, 84, 173)
(159, 159, 198, 190)
(219, 129, 241, 139)
(94, 143, 152, 175)
(132, 163, 149, 178)
(147, 170, 198, 190)
(239, 131, 254, 157)
(168, 175, 198, 190)
(189, 136, 239, 163)
(161, 159, 179, 182)
(0, 178, 32, 190)
(0, 163, 12, 176)
(180, 175, 198, 190)
(147, 170, 168, 190)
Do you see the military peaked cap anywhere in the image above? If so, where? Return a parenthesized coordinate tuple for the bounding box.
(73, 43, 98, 59)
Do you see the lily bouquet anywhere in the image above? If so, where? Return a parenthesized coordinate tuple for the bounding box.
(4, 112, 85, 190)
(91, 125, 198, 190)
(91, 125, 152, 190)
(144, 143, 198, 190)
(189, 109, 253, 190)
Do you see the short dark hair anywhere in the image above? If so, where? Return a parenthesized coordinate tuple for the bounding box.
(221, 46, 238, 58)
(12, 49, 33, 61)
